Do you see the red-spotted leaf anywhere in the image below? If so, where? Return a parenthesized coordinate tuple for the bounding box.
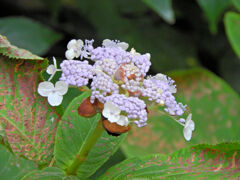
(54, 92, 126, 178)
(0, 38, 59, 165)
(0, 34, 43, 60)
(100, 143, 240, 179)
(121, 68, 240, 156)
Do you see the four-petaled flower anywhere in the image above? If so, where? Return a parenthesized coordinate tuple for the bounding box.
(183, 114, 195, 141)
(37, 81, 68, 106)
(102, 101, 129, 126)
(65, 39, 84, 60)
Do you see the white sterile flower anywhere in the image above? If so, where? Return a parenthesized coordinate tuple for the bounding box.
(102, 101, 129, 127)
(102, 39, 129, 50)
(65, 39, 84, 60)
(117, 115, 129, 126)
(37, 81, 68, 106)
(183, 114, 195, 141)
(47, 57, 61, 81)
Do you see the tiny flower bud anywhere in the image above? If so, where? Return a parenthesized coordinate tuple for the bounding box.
(102, 117, 130, 136)
(78, 97, 97, 117)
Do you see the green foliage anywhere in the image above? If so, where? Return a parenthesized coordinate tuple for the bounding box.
(121, 68, 240, 155)
(0, 34, 43, 60)
(232, 0, 240, 11)
(0, 17, 62, 55)
(54, 92, 126, 178)
(75, 0, 197, 72)
(224, 12, 240, 59)
(0, 35, 59, 165)
(100, 143, 240, 179)
(0, 145, 36, 180)
(141, 0, 175, 24)
(22, 167, 78, 180)
(197, 0, 231, 33)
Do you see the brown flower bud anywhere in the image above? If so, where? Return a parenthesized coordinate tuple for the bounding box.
(78, 97, 96, 117)
(93, 99, 104, 112)
(102, 117, 130, 136)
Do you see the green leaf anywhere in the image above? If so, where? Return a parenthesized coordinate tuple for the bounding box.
(224, 12, 240, 59)
(100, 143, 240, 179)
(0, 38, 59, 165)
(54, 92, 126, 178)
(197, 0, 231, 34)
(0, 34, 43, 60)
(22, 167, 78, 180)
(0, 17, 62, 55)
(141, 0, 175, 24)
(0, 144, 36, 180)
(232, 0, 240, 11)
(121, 68, 240, 156)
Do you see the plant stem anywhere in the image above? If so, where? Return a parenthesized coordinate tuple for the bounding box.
(66, 119, 104, 175)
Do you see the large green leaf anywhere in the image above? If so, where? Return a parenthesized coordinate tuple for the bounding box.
(0, 144, 37, 180)
(0, 17, 62, 55)
(224, 12, 240, 59)
(141, 0, 175, 24)
(22, 167, 78, 180)
(232, 0, 240, 11)
(121, 68, 240, 156)
(0, 36, 59, 165)
(197, 0, 231, 33)
(54, 92, 126, 178)
(100, 143, 240, 179)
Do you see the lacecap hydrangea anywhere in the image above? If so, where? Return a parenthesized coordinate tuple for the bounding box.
(37, 39, 195, 141)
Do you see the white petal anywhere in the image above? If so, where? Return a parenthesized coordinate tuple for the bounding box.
(38, 81, 54, 97)
(155, 73, 167, 82)
(67, 39, 77, 49)
(117, 115, 129, 126)
(108, 114, 120, 123)
(92, 66, 103, 75)
(76, 39, 84, 49)
(65, 49, 75, 60)
(145, 53, 151, 60)
(46, 65, 56, 75)
(102, 39, 113, 47)
(117, 42, 129, 50)
(183, 127, 192, 141)
(55, 81, 68, 95)
(47, 92, 63, 106)
(185, 114, 194, 131)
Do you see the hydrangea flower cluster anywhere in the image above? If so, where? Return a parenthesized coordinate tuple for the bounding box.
(37, 39, 195, 141)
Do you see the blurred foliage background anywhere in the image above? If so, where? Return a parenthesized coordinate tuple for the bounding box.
(1, 0, 240, 93)
(0, 0, 240, 178)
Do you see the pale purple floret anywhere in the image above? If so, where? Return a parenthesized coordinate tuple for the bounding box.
(90, 73, 119, 103)
(143, 75, 186, 116)
(93, 58, 119, 76)
(131, 54, 151, 76)
(60, 60, 93, 87)
(106, 94, 148, 127)
(91, 47, 151, 77)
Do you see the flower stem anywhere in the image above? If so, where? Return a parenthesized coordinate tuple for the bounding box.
(66, 119, 104, 175)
